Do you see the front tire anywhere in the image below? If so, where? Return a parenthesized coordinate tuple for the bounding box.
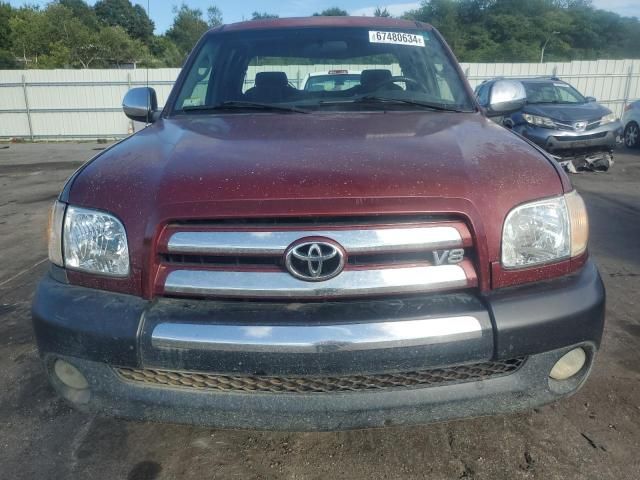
(624, 122, 639, 148)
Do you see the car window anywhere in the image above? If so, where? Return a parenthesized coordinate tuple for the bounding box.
(175, 42, 221, 109)
(475, 83, 490, 106)
(555, 84, 584, 103)
(173, 27, 475, 113)
(304, 75, 362, 92)
(523, 81, 586, 104)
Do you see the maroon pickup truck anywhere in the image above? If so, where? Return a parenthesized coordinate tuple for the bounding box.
(33, 17, 604, 431)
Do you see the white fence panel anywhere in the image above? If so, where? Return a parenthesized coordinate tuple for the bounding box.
(0, 60, 638, 140)
(0, 68, 180, 139)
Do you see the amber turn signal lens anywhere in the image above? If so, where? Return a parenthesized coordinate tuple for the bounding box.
(565, 191, 589, 257)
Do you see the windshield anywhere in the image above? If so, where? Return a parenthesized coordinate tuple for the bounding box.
(173, 27, 475, 113)
(523, 81, 586, 104)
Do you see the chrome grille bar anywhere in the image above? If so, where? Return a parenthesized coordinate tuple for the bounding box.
(166, 226, 462, 255)
(150, 316, 482, 353)
(163, 265, 469, 298)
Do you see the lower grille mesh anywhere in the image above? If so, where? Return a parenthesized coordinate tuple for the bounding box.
(116, 358, 525, 394)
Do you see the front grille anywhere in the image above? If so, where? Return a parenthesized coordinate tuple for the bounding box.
(554, 132, 607, 141)
(555, 119, 601, 131)
(156, 217, 476, 299)
(161, 250, 471, 268)
(116, 358, 525, 394)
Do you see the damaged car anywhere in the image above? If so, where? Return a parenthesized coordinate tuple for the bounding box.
(476, 77, 623, 172)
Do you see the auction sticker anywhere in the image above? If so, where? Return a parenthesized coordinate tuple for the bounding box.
(369, 31, 425, 47)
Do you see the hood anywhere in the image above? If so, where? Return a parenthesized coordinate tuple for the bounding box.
(69, 112, 566, 270)
(524, 101, 610, 123)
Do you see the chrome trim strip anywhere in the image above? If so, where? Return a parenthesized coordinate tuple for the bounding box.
(151, 316, 483, 353)
(167, 227, 462, 255)
(164, 265, 468, 298)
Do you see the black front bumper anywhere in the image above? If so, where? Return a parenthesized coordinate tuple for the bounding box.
(32, 261, 605, 431)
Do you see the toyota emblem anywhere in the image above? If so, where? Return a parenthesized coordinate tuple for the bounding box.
(284, 240, 345, 281)
(574, 121, 587, 132)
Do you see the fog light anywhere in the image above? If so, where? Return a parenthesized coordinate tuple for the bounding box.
(53, 359, 89, 390)
(549, 348, 586, 380)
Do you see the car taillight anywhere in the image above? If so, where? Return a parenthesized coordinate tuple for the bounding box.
(624, 104, 631, 112)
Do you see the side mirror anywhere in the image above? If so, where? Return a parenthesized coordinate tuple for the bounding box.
(486, 80, 527, 117)
(585, 96, 596, 103)
(123, 87, 158, 123)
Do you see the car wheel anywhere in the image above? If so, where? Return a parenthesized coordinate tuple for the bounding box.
(624, 122, 639, 148)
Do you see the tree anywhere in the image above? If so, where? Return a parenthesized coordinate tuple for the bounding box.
(0, 49, 17, 67)
(9, 8, 48, 65)
(0, 2, 14, 45)
(59, 25, 99, 67)
(207, 6, 223, 27)
(166, 4, 208, 56)
(57, 0, 99, 29)
(313, 8, 348, 16)
(98, 25, 149, 67)
(37, 41, 71, 68)
(2, 0, 640, 69)
(0, 2, 17, 67)
(251, 12, 279, 20)
(94, 0, 154, 42)
(148, 35, 183, 67)
(374, 7, 391, 17)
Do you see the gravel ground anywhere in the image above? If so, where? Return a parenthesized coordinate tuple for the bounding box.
(0, 142, 639, 480)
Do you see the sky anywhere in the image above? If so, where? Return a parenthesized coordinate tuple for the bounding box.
(7, 0, 639, 33)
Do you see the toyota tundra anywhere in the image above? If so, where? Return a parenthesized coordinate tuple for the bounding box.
(32, 17, 605, 431)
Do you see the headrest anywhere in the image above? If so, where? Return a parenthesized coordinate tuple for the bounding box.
(255, 72, 289, 88)
(360, 69, 393, 87)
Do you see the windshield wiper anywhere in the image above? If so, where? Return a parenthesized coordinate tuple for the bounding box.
(320, 96, 469, 112)
(182, 101, 309, 114)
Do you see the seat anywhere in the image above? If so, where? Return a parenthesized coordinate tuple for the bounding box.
(244, 72, 297, 102)
(354, 69, 403, 94)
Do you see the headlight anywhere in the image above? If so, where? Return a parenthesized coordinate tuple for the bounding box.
(62, 205, 130, 276)
(47, 201, 66, 267)
(600, 113, 616, 125)
(522, 113, 556, 128)
(502, 191, 588, 269)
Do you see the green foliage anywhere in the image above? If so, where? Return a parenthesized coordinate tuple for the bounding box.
(98, 26, 150, 67)
(0, 0, 638, 69)
(374, 7, 392, 17)
(166, 4, 208, 58)
(57, 0, 100, 30)
(404, 0, 640, 62)
(9, 7, 48, 64)
(313, 8, 349, 16)
(94, 0, 154, 41)
(251, 12, 279, 20)
(148, 35, 183, 67)
(0, 2, 15, 51)
(207, 6, 223, 27)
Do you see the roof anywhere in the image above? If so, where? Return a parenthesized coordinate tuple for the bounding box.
(216, 16, 432, 33)
(515, 77, 564, 83)
(479, 77, 565, 85)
